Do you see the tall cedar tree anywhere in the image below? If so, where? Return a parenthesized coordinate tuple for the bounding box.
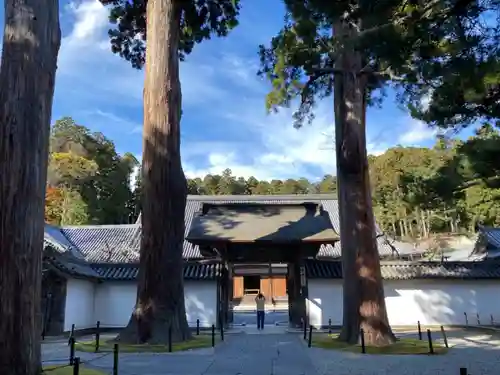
(259, 0, 499, 345)
(100, 0, 240, 343)
(0, 0, 61, 373)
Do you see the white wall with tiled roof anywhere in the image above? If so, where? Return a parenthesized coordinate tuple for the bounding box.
(64, 278, 96, 331)
(70, 280, 218, 329)
(308, 279, 500, 328)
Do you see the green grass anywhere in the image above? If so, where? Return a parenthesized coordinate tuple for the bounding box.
(43, 365, 105, 374)
(311, 334, 448, 355)
(75, 335, 216, 353)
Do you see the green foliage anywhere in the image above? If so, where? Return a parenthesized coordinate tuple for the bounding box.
(100, 0, 241, 69)
(259, 0, 500, 128)
(45, 187, 89, 226)
(48, 152, 98, 187)
(58, 188, 90, 226)
(47, 117, 138, 225)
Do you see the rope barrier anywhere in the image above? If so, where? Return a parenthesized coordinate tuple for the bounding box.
(42, 351, 113, 373)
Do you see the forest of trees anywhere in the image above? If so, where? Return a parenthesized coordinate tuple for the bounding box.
(51, 117, 500, 241)
(44, 117, 139, 226)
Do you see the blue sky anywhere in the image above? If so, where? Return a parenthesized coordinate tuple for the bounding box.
(1, 0, 459, 181)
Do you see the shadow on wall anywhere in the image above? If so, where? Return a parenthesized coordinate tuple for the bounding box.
(185, 295, 215, 328)
(384, 282, 479, 326)
(412, 287, 477, 325)
(307, 297, 322, 328)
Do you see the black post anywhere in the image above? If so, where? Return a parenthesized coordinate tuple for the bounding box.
(113, 344, 119, 375)
(69, 337, 75, 365)
(417, 321, 422, 340)
(460, 368, 468, 375)
(220, 321, 224, 342)
(477, 313, 480, 325)
(303, 320, 307, 340)
(211, 324, 215, 347)
(168, 325, 173, 353)
(427, 329, 434, 354)
(95, 321, 100, 353)
(360, 329, 366, 354)
(68, 324, 75, 346)
(308, 325, 313, 348)
(440, 326, 449, 348)
(328, 318, 331, 334)
(464, 312, 468, 325)
(73, 357, 80, 375)
(196, 319, 200, 335)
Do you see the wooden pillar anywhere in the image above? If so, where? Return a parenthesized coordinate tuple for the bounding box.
(227, 263, 234, 324)
(216, 265, 221, 329)
(287, 253, 308, 327)
(220, 264, 231, 327)
(233, 276, 243, 298)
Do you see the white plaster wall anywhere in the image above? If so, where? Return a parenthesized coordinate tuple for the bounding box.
(93, 281, 217, 328)
(307, 279, 500, 328)
(64, 278, 96, 331)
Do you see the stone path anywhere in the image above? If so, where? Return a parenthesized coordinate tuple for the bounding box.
(43, 329, 317, 375)
(42, 328, 500, 375)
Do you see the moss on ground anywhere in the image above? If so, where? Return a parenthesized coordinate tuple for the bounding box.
(312, 333, 448, 354)
(75, 335, 216, 353)
(43, 365, 105, 374)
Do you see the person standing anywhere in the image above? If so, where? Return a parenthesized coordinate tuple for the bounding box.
(255, 292, 266, 330)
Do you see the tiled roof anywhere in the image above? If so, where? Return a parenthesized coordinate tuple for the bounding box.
(480, 226, 500, 249)
(305, 259, 500, 280)
(60, 225, 140, 263)
(90, 262, 221, 281)
(42, 194, 426, 279)
(186, 203, 339, 243)
(44, 224, 86, 260)
(44, 246, 100, 279)
(184, 195, 355, 259)
(139, 194, 416, 259)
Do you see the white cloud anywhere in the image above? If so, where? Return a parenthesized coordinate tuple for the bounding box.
(182, 103, 392, 181)
(66, 1, 109, 42)
(398, 118, 436, 144)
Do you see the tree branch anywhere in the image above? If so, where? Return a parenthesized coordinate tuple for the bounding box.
(311, 65, 405, 82)
(300, 70, 332, 104)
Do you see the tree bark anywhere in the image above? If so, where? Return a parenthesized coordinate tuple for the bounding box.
(117, 0, 191, 344)
(0, 0, 61, 373)
(334, 21, 396, 346)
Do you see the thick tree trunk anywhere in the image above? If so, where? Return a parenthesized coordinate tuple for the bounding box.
(117, 0, 191, 344)
(0, 0, 61, 373)
(334, 21, 395, 346)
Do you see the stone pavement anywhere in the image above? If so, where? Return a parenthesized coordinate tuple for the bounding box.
(43, 328, 317, 375)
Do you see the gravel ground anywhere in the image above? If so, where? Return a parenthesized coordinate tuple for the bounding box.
(308, 328, 500, 375)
